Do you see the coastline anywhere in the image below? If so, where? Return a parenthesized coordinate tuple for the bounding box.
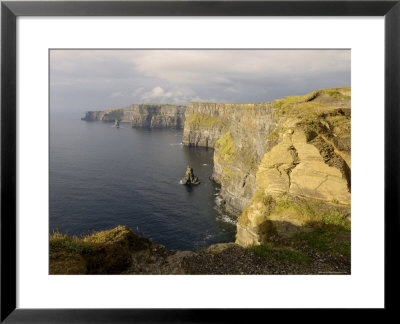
(50, 225, 350, 275)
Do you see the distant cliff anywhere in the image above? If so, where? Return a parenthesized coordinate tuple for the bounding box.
(82, 104, 186, 128)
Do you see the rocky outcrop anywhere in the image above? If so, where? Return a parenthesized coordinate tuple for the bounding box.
(235, 88, 351, 246)
(50, 226, 151, 274)
(181, 88, 351, 246)
(82, 104, 186, 128)
(180, 166, 200, 185)
(50, 225, 350, 274)
(81, 110, 106, 121)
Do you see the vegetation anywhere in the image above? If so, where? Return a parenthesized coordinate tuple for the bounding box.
(215, 132, 235, 161)
(320, 210, 351, 230)
(238, 194, 351, 258)
(320, 87, 351, 100)
(326, 114, 350, 128)
(273, 87, 351, 117)
(294, 226, 350, 256)
(273, 92, 316, 116)
(273, 198, 319, 222)
(50, 232, 95, 255)
(186, 112, 223, 126)
(290, 202, 351, 256)
(215, 133, 258, 186)
(50, 226, 150, 274)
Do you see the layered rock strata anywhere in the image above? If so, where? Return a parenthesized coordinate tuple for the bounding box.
(81, 88, 351, 247)
(236, 88, 351, 246)
(181, 88, 351, 245)
(182, 102, 278, 216)
(82, 104, 186, 128)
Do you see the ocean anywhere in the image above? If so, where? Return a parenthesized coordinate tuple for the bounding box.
(50, 112, 236, 251)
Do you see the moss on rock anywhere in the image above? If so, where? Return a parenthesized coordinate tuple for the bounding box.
(49, 226, 151, 274)
(186, 112, 223, 127)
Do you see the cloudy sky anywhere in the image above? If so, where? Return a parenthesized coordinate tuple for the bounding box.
(50, 49, 350, 113)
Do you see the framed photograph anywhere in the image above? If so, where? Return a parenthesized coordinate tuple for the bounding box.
(1, 0, 399, 321)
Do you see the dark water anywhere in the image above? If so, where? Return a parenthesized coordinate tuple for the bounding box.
(50, 112, 236, 251)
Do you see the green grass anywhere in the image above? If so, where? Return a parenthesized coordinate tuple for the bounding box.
(272, 87, 351, 116)
(50, 232, 95, 255)
(50, 226, 144, 274)
(321, 88, 351, 100)
(274, 200, 295, 212)
(216, 132, 235, 161)
(294, 226, 350, 256)
(249, 243, 312, 265)
(273, 199, 317, 219)
(321, 210, 351, 230)
(326, 114, 350, 127)
(186, 112, 223, 126)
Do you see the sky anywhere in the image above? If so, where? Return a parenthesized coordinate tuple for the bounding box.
(50, 49, 350, 113)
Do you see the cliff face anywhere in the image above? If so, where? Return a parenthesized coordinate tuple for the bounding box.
(82, 104, 186, 128)
(82, 110, 106, 121)
(182, 103, 227, 147)
(182, 102, 278, 216)
(81, 88, 351, 248)
(236, 88, 351, 246)
(182, 88, 351, 246)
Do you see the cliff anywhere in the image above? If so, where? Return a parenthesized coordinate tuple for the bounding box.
(50, 225, 350, 274)
(181, 88, 351, 246)
(182, 102, 277, 215)
(235, 87, 351, 246)
(82, 104, 186, 128)
(78, 87, 351, 251)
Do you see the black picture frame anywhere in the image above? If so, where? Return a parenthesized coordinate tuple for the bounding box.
(1, 0, 399, 322)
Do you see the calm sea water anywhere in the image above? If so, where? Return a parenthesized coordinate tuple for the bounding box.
(50, 112, 236, 251)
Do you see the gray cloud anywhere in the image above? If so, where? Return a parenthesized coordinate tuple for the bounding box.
(50, 49, 350, 112)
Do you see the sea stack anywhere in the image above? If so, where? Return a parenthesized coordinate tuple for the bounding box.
(180, 166, 200, 185)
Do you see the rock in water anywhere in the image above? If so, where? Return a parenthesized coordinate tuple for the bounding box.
(180, 166, 200, 185)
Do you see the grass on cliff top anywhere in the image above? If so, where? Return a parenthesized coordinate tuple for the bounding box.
(249, 243, 312, 265)
(294, 227, 351, 256)
(50, 226, 134, 251)
(186, 112, 223, 126)
(50, 226, 144, 274)
(50, 232, 95, 255)
(274, 199, 351, 256)
(82, 226, 134, 244)
(240, 195, 351, 257)
(326, 114, 351, 128)
(274, 199, 351, 230)
(273, 87, 351, 116)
